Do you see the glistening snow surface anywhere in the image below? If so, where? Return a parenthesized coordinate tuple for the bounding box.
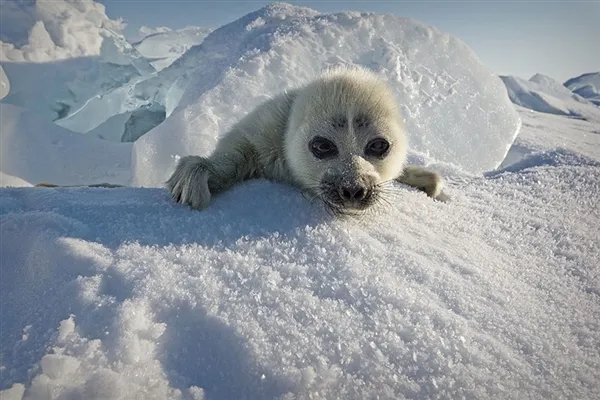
(131, 2, 520, 187)
(1, 107, 600, 399)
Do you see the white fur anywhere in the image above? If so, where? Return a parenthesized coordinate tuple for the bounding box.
(166, 66, 442, 211)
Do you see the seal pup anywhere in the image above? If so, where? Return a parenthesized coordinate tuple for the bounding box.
(166, 66, 442, 215)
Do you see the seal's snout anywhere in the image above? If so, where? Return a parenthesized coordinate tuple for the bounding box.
(339, 184, 369, 203)
(320, 173, 378, 212)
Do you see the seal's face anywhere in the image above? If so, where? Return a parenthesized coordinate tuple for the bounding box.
(303, 112, 405, 215)
(285, 68, 408, 215)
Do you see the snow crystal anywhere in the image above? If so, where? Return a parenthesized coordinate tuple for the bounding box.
(132, 3, 520, 186)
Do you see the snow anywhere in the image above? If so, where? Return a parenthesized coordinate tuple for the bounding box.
(1, 105, 600, 399)
(133, 27, 212, 72)
(132, 2, 520, 187)
(2, 2, 600, 398)
(564, 72, 600, 106)
(0, 104, 132, 186)
(500, 73, 600, 122)
(500, 105, 600, 168)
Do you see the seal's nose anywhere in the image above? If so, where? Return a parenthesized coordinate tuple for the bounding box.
(339, 185, 368, 201)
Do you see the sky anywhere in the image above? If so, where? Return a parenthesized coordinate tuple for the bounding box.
(95, 0, 599, 82)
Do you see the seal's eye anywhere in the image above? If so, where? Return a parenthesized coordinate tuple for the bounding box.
(309, 136, 338, 159)
(365, 138, 390, 158)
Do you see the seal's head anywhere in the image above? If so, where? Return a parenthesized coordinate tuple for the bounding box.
(285, 66, 407, 215)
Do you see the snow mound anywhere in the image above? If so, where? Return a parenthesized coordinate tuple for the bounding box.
(133, 26, 212, 72)
(0, 0, 155, 134)
(2, 136, 599, 398)
(501, 74, 600, 121)
(131, 2, 519, 186)
(0, 104, 131, 187)
(564, 72, 600, 106)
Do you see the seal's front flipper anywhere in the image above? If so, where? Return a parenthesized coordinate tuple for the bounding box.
(396, 166, 443, 199)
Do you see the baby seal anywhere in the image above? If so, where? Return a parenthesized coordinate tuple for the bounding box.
(166, 66, 442, 215)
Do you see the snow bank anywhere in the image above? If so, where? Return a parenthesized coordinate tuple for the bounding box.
(2, 110, 599, 397)
(501, 74, 600, 121)
(564, 72, 600, 106)
(0, 104, 132, 187)
(132, 2, 520, 186)
(133, 27, 212, 71)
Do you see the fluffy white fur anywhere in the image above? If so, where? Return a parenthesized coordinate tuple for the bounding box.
(166, 66, 442, 213)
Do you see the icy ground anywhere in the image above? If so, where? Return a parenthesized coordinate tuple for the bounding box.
(1, 106, 599, 399)
(500, 73, 600, 122)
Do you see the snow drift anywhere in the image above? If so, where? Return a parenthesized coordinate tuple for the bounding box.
(131, 2, 520, 187)
(501, 73, 600, 121)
